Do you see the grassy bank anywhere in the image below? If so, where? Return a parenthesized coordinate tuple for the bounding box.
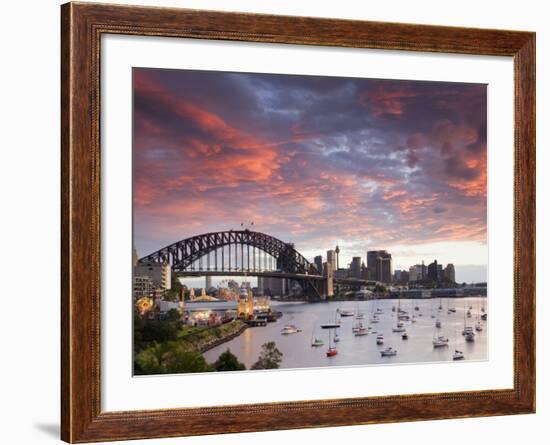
(134, 318, 248, 375)
(177, 320, 248, 352)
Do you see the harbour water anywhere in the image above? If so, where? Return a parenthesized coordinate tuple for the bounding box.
(203, 297, 487, 369)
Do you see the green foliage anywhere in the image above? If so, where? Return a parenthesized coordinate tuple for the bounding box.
(213, 349, 246, 372)
(171, 273, 183, 294)
(135, 319, 179, 345)
(374, 284, 387, 293)
(135, 341, 213, 374)
(163, 289, 181, 302)
(251, 341, 283, 370)
(165, 308, 181, 321)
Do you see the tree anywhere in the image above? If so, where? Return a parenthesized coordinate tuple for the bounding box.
(165, 308, 181, 322)
(251, 342, 283, 370)
(213, 349, 246, 372)
(135, 341, 213, 374)
(136, 319, 179, 344)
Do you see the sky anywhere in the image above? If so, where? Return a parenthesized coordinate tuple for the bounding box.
(133, 68, 487, 283)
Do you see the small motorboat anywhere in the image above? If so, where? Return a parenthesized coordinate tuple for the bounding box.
(475, 322, 483, 332)
(414, 306, 419, 311)
(462, 326, 474, 336)
(355, 313, 365, 320)
(370, 315, 380, 323)
(338, 309, 354, 317)
(397, 321, 404, 328)
(281, 325, 300, 335)
(392, 325, 406, 333)
(481, 313, 488, 321)
(453, 350, 465, 360)
(376, 334, 384, 345)
(326, 347, 338, 357)
(380, 347, 397, 357)
(333, 334, 340, 343)
(449, 308, 456, 313)
(435, 320, 442, 329)
(355, 327, 369, 336)
(311, 337, 324, 347)
(401, 332, 409, 340)
(465, 332, 476, 342)
(467, 310, 472, 318)
(433, 336, 449, 347)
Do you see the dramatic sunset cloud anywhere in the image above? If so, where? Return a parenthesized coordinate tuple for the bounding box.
(133, 68, 487, 282)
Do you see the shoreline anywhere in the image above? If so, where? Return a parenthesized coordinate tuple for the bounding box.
(194, 322, 249, 354)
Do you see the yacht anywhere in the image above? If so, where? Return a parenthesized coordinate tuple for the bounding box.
(465, 331, 475, 342)
(432, 336, 449, 347)
(462, 326, 474, 336)
(376, 334, 384, 345)
(338, 309, 354, 317)
(481, 313, 488, 321)
(355, 327, 369, 336)
(401, 332, 409, 340)
(392, 325, 406, 333)
(326, 347, 338, 357)
(333, 333, 340, 343)
(380, 347, 397, 357)
(453, 350, 465, 360)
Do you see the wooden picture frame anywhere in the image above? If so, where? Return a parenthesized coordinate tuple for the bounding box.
(61, 2, 535, 442)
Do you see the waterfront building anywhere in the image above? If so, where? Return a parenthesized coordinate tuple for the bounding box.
(314, 255, 323, 274)
(409, 263, 427, 282)
(334, 268, 348, 280)
(394, 269, 410, 284)
(258, 276, 288, 297)
(157, 300, 183, 314)
(134, 261, 172, 290)
(445, 263, 456, 282)
(133, 275, 154, 299)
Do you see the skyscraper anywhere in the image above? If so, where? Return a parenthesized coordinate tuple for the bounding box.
(445, 263, 456, 282)
(427, 260, 439, 282)
(314, 255, 323, 274)
(327, 250, 336, 270)
(350, 256, 362, 279)
(367, 251, 379, 281)
(366, 250, 393, 283)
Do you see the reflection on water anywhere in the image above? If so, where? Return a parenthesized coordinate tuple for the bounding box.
(203, 298, 487, 369)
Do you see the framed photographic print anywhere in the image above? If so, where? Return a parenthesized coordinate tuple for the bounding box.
(61, 2, 535, 442)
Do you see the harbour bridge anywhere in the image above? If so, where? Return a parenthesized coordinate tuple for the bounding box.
(138, 229, 373, 299)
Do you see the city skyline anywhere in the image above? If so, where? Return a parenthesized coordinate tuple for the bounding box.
(133, 68, 487, 283)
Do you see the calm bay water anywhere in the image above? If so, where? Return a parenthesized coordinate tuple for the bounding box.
(203, 297, 487, 369)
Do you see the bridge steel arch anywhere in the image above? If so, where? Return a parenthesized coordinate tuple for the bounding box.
(138, 230, 324, 298)
(139, 230, 320, 276)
